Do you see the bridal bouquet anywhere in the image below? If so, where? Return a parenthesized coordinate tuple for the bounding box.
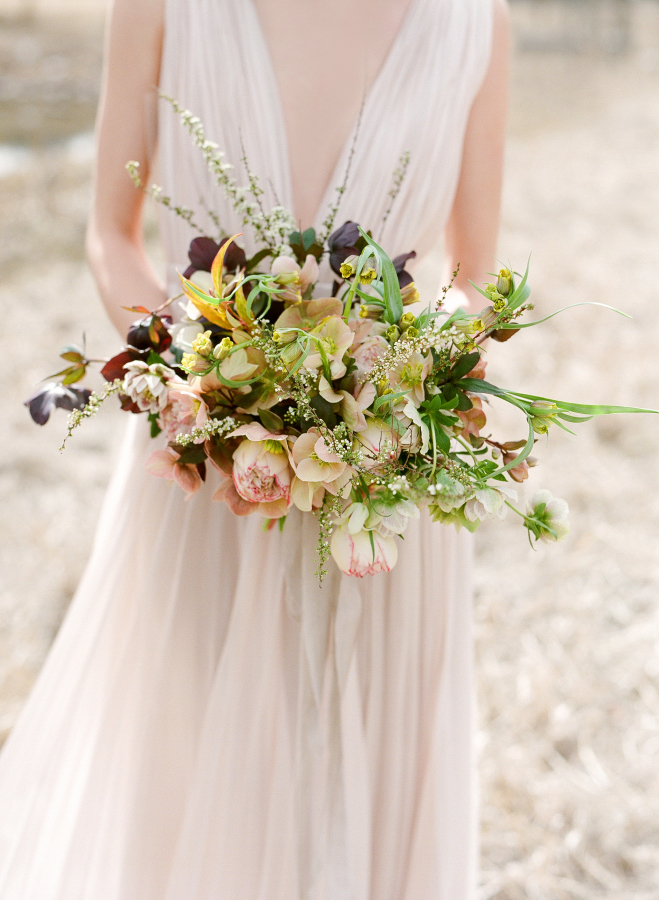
(26, 99, 654, 579)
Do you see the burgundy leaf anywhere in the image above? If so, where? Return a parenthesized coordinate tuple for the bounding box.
(188, 236, 221, 272)
(118, 393, 143, 414)
(101, 350, 140, 382)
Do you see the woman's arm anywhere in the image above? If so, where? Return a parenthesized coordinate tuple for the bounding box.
(444, 0, 510, 307)
(86, 0, 166, 336)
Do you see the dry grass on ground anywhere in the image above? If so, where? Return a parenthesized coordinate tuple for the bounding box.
(1, 7, 659, 898)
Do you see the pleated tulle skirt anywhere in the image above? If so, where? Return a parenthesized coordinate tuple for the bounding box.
(0, 415, 478, 900)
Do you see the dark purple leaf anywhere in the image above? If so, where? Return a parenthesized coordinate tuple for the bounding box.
(188, 237, 221, 272)
(328, 221, 360, 250)
(393, 250, 416, 288)
(219, 236, 247, 272)
(25, 382, 91, 426)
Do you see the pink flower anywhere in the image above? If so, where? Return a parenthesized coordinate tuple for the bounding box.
(330, 524, 398, 577)
(230, 423, 293, 516)
(340, 382, 376, 433)
(456, 396, 486, 439)
(352, 335, 389, 380)
(158, 388, 208, 442)
(354, 419, 399, 469)
(212, 476, 258, 516)
(271, 253, 319, 298)
(145, 448, 202, 495)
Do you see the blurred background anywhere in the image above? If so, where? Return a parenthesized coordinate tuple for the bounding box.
(1, 0, 659, 897)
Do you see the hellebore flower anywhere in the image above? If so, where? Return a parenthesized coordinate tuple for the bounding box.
(146, 447, 202, 495)
(463, 484, 518, 524)
(388, 352, 432, 407)
(271, 254, 319, 301)
(303, 316, 355, 379)
(354, 419, 400, 469)
(230, 423, 293, 517)
(123, 361, 181, 413)
(330, 524, 398, 577)
(526, 489, 570, 543)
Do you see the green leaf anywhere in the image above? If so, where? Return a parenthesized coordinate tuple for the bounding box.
(60, 350, 84, 363)
(495, 301, 632, 329)
(245, 247, 272, 272)
(447, 351, 481, 382)
(302, 227, 316, 250)
(176, 444, 208, 465)
(61, 365, 87, 385)
(507, 257, 531, 311)
(148, 412, 162, 438)
(373, 390, 410, 414)
(358, 227, 403, 325)
(147, 351, 166, 366)
(309, 394, 337, 428)
(258, 408, 284, 433)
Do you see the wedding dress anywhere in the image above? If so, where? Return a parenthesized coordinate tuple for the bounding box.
(0, 0, 493, 897)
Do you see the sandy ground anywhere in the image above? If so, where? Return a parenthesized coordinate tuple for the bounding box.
(1, 4, 659, 898)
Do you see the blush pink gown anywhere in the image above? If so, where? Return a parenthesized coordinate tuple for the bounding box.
(0, 0, 493, 897)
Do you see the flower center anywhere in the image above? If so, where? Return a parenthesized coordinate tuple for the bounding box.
(401, 363, 424, 386)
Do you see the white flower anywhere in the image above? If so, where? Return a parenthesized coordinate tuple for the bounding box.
(464, 484, 518, 524)
(527, 489, 570, 542)
(170, 320, 205, 354)
(123, 361, 180, 413)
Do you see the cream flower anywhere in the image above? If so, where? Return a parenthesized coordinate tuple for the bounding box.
(388, 352, 432, 407)
(271, 253, 319, 293)
(292, 429, 346, 485)
(330, 525, 398, 577)
(340, 382, 376, 433)
(527, 489, 570, 542)
(219, 347, 259, 383)
(123, 361, 180, 413)
(303, 316, 354, 379)
(463, 484, 518, 524)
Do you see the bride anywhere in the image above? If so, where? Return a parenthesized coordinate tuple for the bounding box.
(0, 0, 509, 897)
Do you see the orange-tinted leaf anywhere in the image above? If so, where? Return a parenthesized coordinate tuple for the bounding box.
(211, 233, 242, 298)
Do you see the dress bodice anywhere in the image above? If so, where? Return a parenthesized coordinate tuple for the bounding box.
(157, 0, 493, 293)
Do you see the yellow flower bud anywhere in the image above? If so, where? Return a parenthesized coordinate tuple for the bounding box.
(359, 304, 383, 320)
(359, 266, 377, 285)
(399, 312, 416, 329)
(340, 255, 359, 279)
(386, 325, 400, 343)
(405, 326, 419, 339)
(191, 329, 213, 358)
(497, 268, 512, 296)
(401, 282, 420, 306)
(213, 337, 233, 360)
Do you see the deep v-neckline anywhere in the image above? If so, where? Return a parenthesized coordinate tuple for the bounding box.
(247, 0, 423, 230)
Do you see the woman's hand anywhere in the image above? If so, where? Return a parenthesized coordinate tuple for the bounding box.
(445, 0, 511, 308)
(86, 0, 166, 337)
